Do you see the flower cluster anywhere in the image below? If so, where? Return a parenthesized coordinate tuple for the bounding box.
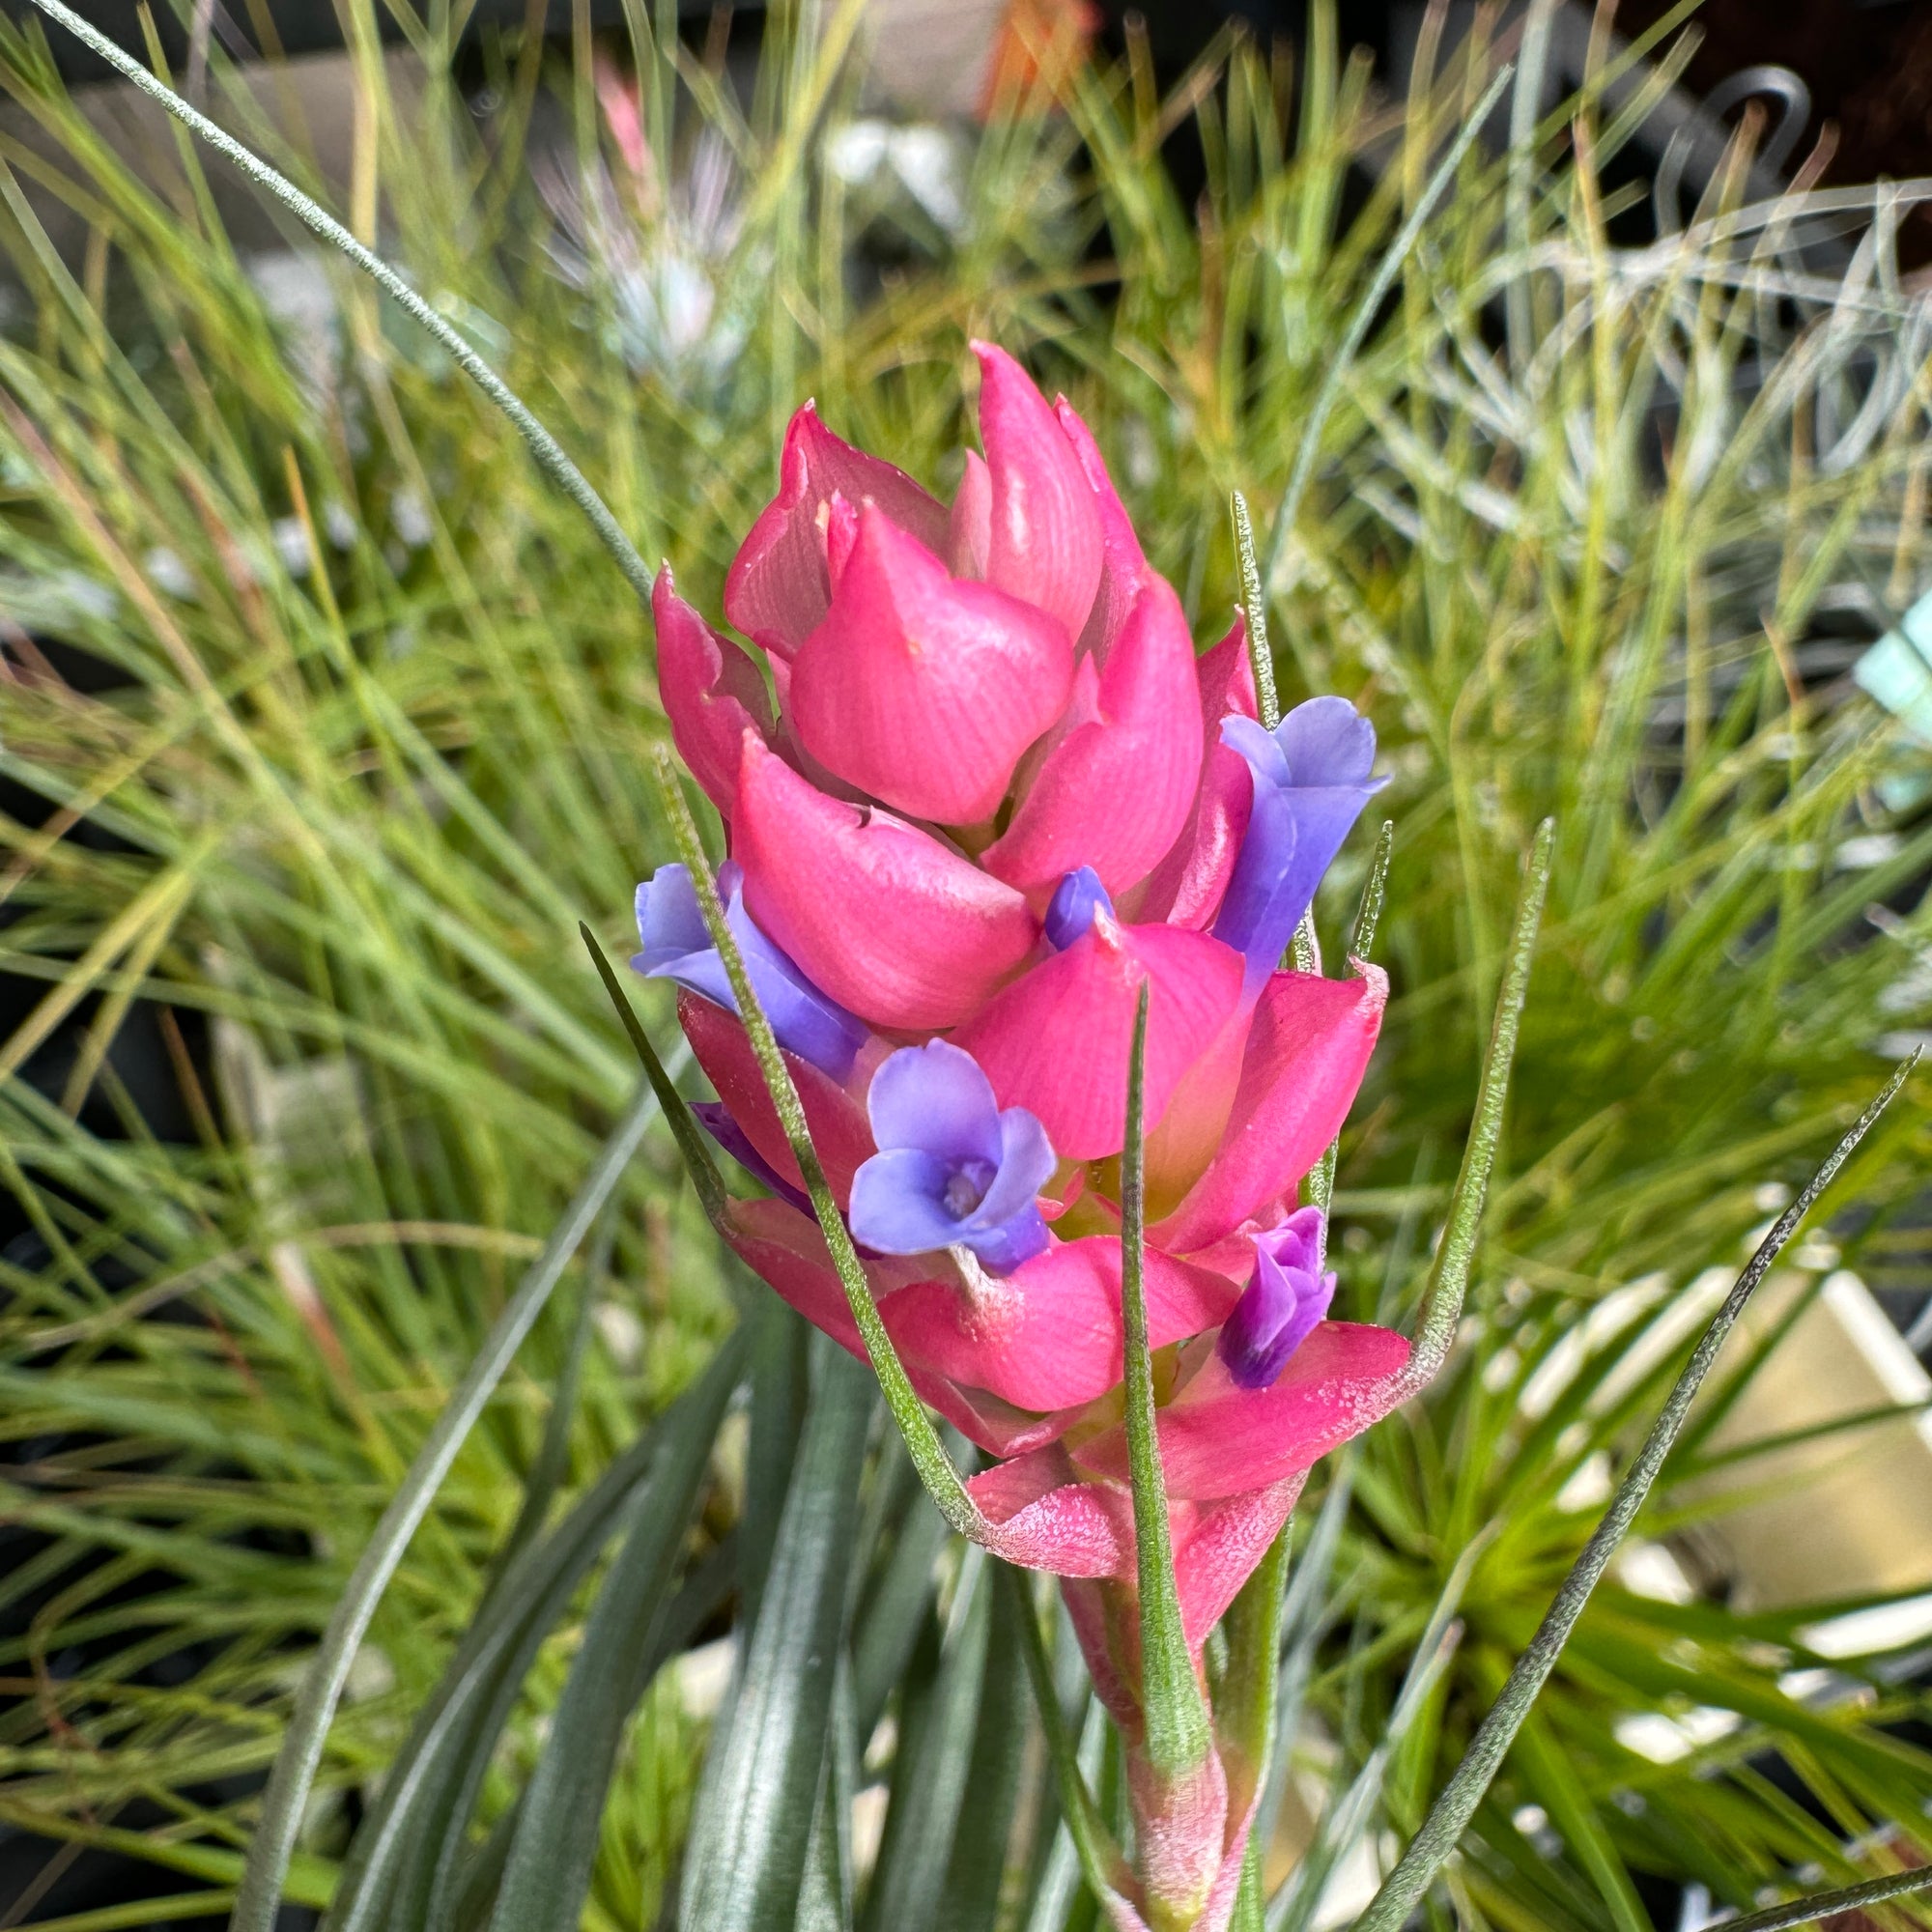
(640, 346, 1410, 1929)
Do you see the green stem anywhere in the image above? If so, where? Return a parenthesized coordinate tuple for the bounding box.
(21, 0, 656, 608)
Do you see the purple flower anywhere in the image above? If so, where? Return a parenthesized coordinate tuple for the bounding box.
(1216, 1207, 1336, 1388)
(1044, 865, 1114, 951)
(635, 861, 867, 1079)
(847, 1039, 1056, 1273)
(1211, 697, 1386, 996)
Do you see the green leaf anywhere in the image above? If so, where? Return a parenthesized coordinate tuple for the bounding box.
(864, 1549, 992, 1932)
(1398, 816, 1554, 1389)
(850, 1475, 952, 1743)
(16, 0, 657, 603)
(794, 1663, 859, 1932)
(581, 922, 726, 1225)
(935, 1558, 1033, 1932)
(441, 1540, 740, 1932)
(1007, 1565, 1134, 1913)
(678, 1334, 874, 1932)
(484, 1336, 742, 1932)
(1119, 980, 1211, 1778)
(743, 1298, 813, 1634)
(1261, 60, 1518, 588)
(1719, 1865, 1932, 1932)
(234, 1082, 668, 1932)
(325, 1331, 747, 1932)
(1348, 1051, 1918, 1932)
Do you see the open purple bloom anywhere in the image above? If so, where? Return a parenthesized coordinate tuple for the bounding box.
(1216, 1207, 1337, 1388)
(1044, 865, 1114, 951)
(848, 1038, 1056, 1273)
(1211, 696, 1386, 996)
(635, 861, 867, 1079)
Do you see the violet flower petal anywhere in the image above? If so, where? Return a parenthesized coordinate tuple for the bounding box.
(849, 1039, 1056, 1273)
(867, 1038, 1004, 1167)
(632, 861, 867, 1080)
(1211, 698, 1386, 996)
(1217, 1207, 1337, 1388)
(848, 1148, 974, 1254)
(692, 1101, 813, 1217)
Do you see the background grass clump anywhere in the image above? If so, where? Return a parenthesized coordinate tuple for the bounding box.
(1, 2, 1931, 1927)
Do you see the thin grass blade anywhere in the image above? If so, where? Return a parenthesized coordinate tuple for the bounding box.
(484, 1339, 741, 1932)
(678, 1334, 873, 1932)
(1349, 1051, 1919, 1932)
(1397, 817, 1554, 1392)
(231, 1082, 666, 1932)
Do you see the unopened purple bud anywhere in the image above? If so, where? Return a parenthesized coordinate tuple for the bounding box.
(1217, 1208, 1336, 1388)
(1045, 866, 1114, 951)
(634, 861, 867, 1079)
(1211, 697, 1385, 995)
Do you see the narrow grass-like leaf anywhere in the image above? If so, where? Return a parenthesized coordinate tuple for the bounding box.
(485, 1334, 738, 1932)
(1268, 1536, 1472, 1931)
(1349, 1051, 1919, 1932)
(936, 1559, 1033, 1932)
(442, 1540, 741, 1932)
(1349, 822, 1394, 962)
(1396, 816, 1553, 1392)
(864, 1550, 990, 1932)
(231, 1081, 665, 1932)
(1262, 61, 1518, 588)
(324, 1331, 746, 1932)
(1121, 980, 1211, 1777)
(743, 1298, 812, 1634)
(650, 748, 981, 1537)
(19, 0, 657, 603)
(1233, 490, 1280, 730)
(795, 1664, 858, 1932)
(678, 1335, 873, 1932)
(582, 922, 726, 1224)
(1007, 1565, 1134, 1909)
(487, 1203, 611, 1587)
(1718, 1865, 1932, 1932)
(851, 1473, 952, 1740)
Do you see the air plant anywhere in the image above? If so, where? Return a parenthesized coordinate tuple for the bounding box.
(4, 4, 1932, 1932)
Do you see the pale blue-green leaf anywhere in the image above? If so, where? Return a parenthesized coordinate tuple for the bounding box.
(679, 1335, 873, 1932)
(485, 1339, 742, 1932)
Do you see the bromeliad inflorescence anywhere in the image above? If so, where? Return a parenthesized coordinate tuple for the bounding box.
(638, 345, 1410, 1931)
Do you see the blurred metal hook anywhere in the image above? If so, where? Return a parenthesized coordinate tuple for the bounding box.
(1654, 63, 1811, 233)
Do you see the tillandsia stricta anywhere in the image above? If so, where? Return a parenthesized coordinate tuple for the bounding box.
(629, 345, 1465, 1931)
